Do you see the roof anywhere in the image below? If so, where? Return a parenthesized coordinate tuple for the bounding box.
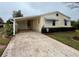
(13, 15, 40, 20)
(13, 11, 70, 20)
(41, 11, 70, 19)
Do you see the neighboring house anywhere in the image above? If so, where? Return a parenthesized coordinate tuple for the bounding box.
(12, 11, 72, 35)
(0, 17, 4, 27)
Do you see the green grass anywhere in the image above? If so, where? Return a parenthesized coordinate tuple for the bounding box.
(0, 28, 10, 45)
(0, 37, 10, 56)
(0, 48, 5, 56)
(0, 38, 10, 45)
(0, 28, 11, 56)
(45, 31, 79, 50)
(76, 30, 79, 33)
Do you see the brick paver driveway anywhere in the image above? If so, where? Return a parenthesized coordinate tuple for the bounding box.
(2, 32, 79, 57)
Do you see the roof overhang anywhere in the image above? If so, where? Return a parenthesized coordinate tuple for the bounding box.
(41, 11, 71, 19)
(13, 15, 40, 21)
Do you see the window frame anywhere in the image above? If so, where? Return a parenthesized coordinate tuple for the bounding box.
(56, 13, 59, 16)
(64, 19, 67, 26)
(45, 18, 57, 26)
(52, 20, 56, 26)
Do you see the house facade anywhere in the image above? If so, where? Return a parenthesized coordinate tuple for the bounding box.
(13, 11, 71, 35)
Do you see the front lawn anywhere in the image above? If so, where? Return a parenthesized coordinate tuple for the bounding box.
(0, 37, 10, 45)
(0, 28, 10, 45)
(0, 49, 5, 56)
(45, 31, 79, 50)
(0, 27, 11, 56)
(0, 37, 10, 56)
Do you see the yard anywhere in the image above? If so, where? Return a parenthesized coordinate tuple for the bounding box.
(45, 31, 79, 50)
(0, 28, 10, 56)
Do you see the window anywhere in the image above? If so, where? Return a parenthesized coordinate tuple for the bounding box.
(45, 18, 56, 26)
(64, 19, 67, 26)
(56, 13, 59, 16)
(52, 20, 56, 26)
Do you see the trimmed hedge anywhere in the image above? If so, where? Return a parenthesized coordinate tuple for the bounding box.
(42, 27, 76, 33)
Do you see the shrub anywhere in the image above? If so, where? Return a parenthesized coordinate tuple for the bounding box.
(6, 19, 13, 24)
(71, 21, 77, 28)
(42, 27, 76, 33)
(4, 23, 13, 37)
(71, 20, 79, 29)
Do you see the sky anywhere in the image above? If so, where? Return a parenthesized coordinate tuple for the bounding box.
(0, 2, 79, 22)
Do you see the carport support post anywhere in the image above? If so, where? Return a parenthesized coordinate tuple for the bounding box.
(13, 19, 15, 35)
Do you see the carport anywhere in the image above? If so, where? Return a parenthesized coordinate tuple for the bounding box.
(13, 16, 40, 35)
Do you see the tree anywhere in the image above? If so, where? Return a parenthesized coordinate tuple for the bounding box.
(76, 19, 79, 29)
(71, 20, 77, 28)
(71, 19, 79, 29)
(12, 10, 23, 18)
(6, 19, 13, 24)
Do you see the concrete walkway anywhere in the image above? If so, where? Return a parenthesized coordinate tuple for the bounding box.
(2, 32, 79, 57)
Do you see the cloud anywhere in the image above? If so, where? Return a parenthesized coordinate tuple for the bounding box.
(0, 2, 79, 22)
(0, 2, 41, 22)
(16, 2, 41, 16)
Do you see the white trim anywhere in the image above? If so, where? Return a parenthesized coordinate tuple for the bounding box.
(13, 19, 15, 35)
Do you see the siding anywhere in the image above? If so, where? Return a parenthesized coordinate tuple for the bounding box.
(41, 12, 71, 28)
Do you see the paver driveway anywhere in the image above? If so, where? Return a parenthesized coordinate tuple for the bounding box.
(2, 32, 79, 57)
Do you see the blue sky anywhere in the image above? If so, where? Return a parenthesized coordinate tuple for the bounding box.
(0, 2, 79, 22)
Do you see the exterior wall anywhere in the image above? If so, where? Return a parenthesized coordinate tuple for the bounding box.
(38, 17, 45, 32)
(14, 12, 71, 34)
(42, 12, 71, 28)
(32, 17, 41, 32)
(15, 17, 42, 32)
(17, 21, 28, 29)
(32, 16, 45, 32)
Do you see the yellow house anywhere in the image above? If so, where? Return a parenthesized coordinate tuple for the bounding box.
(12, 11, 71, 35)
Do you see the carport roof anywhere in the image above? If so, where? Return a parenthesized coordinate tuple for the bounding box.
(13, 15, 40, 20)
